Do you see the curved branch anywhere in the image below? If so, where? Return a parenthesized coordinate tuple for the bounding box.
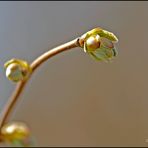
(0, 38, 80, 132)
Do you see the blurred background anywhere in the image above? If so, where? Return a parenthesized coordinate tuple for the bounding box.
(0, 1, 148, 147)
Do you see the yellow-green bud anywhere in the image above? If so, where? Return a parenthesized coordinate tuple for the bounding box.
(1, 121, 30, 142)
(79, 27, 119, 62)
(4, 59, 32, 82)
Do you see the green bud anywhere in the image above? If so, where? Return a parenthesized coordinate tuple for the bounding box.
(79, 27, 119, 62)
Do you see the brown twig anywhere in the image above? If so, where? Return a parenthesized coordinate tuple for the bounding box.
(0, 38, 80, 134)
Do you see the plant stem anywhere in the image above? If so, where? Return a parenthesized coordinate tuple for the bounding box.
(0, 38, 80, 135)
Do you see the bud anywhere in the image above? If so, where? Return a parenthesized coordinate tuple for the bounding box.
(4, 59, 32, 82)
(79, 27, 119, 62)
(84, 34, 101, 52)
(1, 121, 30, 142)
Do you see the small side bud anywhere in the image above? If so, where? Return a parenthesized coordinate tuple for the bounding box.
(1, 121, 30, 142)
(4, 59, 32, 82)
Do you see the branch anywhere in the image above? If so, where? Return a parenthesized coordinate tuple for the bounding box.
(0, 38, 80, 131)
(0, 27, 118, 144)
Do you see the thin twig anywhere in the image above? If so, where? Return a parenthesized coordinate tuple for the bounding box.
(0, 38, 80, 134)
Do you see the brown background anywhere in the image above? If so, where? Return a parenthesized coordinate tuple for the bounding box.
(0, 1, 148, 146)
